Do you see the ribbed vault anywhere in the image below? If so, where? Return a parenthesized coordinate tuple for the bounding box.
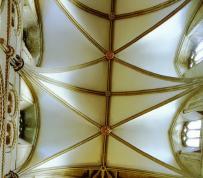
(16, 0, 203, 177)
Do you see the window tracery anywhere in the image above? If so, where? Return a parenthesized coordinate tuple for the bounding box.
(189, 41, 203, 68)
(182, 120, 202, 149)
(175, 6, 203, 76)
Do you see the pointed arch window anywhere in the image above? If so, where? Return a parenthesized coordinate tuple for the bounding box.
(189, 41, 203, 68)
(182, 120, 202, 148)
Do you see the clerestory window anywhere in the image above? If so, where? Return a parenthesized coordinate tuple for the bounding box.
(182, 120, 202, 148)
(189, 41, 203, 68)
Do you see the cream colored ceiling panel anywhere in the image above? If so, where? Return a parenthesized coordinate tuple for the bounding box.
(187, 5, 203, 34)
(113, 99, 183, 169)
(117, 1, 200, 77)
(42, 61, 107, 91)
(20, 79, 33, 99)
(114, 1, 183, 50)
(107, 136, 179, 175)
(112, 62, 184, 91)
(78, 0, 111, 13)
(39, 0, 103, 68)
(60, 0, 109, 49)
(10, 0, 202, 176)
(26, 84, 99, 168)
(116, 0, 171, 14)
(40, 81, 106, 125)
(110, 90, 185, 125)
(34, 136, 102, 170)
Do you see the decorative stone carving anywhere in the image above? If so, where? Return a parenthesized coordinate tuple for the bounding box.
(4, 171, 19, 178)
(7, 89, 17, 117)
(10, 54, 24, 71)
(109, 12, 115, 20)
(5, 121, 15, 148)
(105, 51, 115, 60)
(100, 126, 112, 136)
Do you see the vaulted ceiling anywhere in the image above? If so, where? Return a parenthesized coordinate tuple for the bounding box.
(1, 0, 203, 178)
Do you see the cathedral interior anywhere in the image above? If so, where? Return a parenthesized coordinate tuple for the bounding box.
(0, 0, 203, 177)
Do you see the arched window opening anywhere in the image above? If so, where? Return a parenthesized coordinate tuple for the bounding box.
(182, 120, 202, 149)
(189, 41, 203, 68)
(16, 78, 39, 169)
(22, 0, 42, 66)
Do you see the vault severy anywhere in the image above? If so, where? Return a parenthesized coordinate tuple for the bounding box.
(18, 0, 203, 177)
(1, 0, 203, 178)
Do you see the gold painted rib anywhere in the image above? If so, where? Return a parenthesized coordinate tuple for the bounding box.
(21, 70, 102, 128)
(114, 0, 191, 54)
(101, 0, 116, 168)
(168, 88, 203, 177)
(109, 20, 114, 51)
(105, 92, 111, 125)
(101, 135, 108, 167)
(105, 61, 113, 126)
(0, 0, 5, 13)
(19, 132, 101, 175)
(101, 169, 105, 178)
(174, 1, 202, 77)
(26, 57, 105, 73)
(21, 165, 101, 176)
(106, 169, 113, 178)
(26, 67, 106, 96)
(1, 1, 12, 176)
(115, 0, 180, 19)
(111, 87, 199, 129)
(35, 0, 44, 67)
(110, 133, 187, 176)
(105, 0, 115, 123)
(0, 66, 4, 149)
(109, 0, 115, 51)
(17, 74, 41, 173)
(20, 165, 186, 178)
(93, 169, 101, 178)
(201, 110, 203, 178)
(114, 58, 202, 82)
(68, 0, 109, 19)
(112, 81, 202, 96)
(1, 120, 6, 178)
(56, 0, 107, 54)
(107, 166, 185, 178)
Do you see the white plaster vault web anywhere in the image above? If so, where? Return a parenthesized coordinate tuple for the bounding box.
(19, 0, 203, 177)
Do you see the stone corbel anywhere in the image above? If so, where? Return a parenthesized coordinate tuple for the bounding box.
(10, 54, 24, 71)
(4, 171, 19, 178)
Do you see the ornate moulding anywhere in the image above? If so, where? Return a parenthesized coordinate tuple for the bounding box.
(175, 4, 203, 77)
(5, 84, 18, 153)
(169, 88, 203, 178)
